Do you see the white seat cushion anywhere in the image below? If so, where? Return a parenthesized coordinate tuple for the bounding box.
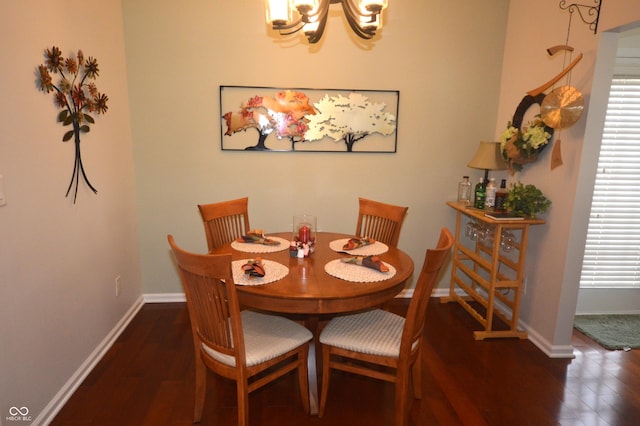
(320, 309, 405, 358)
(202, 310, 312, 367)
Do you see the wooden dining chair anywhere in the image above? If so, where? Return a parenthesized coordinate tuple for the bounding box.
(356, 197, 408, 247)
(318, 227, 453, 426)
(167, 235, 312, 425)
(198, 197, 250, 252)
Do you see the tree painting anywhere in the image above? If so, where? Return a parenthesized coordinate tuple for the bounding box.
(222, 90, 316, 151)
(304, 92, 396, 152)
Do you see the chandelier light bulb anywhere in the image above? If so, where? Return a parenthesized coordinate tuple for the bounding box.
(265, 0, 291, 25)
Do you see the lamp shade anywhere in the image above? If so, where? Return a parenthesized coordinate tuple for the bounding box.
(467, 141, 507, 171)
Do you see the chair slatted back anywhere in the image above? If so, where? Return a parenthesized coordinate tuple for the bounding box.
(168, 236, 246, 366)
(401, 228, 453, 358)
(356, 197, 408, 247)
(198, 197, 250, 252)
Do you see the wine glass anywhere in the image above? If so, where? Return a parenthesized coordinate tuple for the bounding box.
(501, 231, 515, 252)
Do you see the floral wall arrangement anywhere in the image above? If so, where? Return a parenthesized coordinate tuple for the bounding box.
(496, 91, 554, 175)
(37, 46, 109, 203)
(500, 114, 553, 175)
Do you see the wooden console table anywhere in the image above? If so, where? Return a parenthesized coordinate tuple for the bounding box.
(441, 201, 545, 340)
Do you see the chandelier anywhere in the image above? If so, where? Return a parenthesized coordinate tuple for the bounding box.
(265, 0, 388, 44)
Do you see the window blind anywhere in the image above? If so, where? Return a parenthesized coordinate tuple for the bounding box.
(580, 75, 640, 288)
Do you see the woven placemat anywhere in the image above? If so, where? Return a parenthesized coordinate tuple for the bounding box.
(232, 259, 289, 286)
(329, 239, 389, 256)
(324, 259, 396, 283)
(230, 236, 290, 253)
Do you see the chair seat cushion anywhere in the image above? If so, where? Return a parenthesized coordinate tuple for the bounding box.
(320, 309, 405, 358)
(202, 310, 312, 367)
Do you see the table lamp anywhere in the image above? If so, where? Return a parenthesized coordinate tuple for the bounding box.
(467, 141, 508, 181)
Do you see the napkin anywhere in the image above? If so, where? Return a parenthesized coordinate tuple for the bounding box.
(237, 230, 280, 246)
(342, 237, 376, 251)
(340, 255, 389, 272)
(241, 258, 266, 278)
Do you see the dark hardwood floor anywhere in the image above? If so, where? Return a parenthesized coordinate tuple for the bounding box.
(51, 299, 640, 426)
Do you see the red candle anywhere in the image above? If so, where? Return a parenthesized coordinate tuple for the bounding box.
(298, 225, 310, 243)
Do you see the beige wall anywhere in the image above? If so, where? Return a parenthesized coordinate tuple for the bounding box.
(0, 0, 140, 422)
(122, 0, 510, 295)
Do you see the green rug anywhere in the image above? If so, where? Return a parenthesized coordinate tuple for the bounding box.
(574, 314, 640, 350)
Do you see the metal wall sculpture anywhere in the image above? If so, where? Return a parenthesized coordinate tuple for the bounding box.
(220, 86, 398, 153)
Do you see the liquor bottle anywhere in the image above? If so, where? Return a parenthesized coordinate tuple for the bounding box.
(485, 178, 497, 209)
(494, 179, 508, 212)
(457, 176, 472, 205)
(474, 177, 486, 209)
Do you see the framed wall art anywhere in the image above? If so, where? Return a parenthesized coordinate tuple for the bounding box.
(220, 85, 399, 153)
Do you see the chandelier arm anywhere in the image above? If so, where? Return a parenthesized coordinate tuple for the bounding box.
(341, 0, 380, 21)
(341, 2, 376, 39)
(279, 24, 306, 36)
(345, 15, 376, 39)
(317, 0, 331, 23)
(304, 0, 331, 20)
(342, 0, 378, 38)
(273, 17, 305, 32)
(307, 22, 325, 43)
(341, 0, 369, 23)
(341, 0, 365, 17)
(306, 0, 331, 43)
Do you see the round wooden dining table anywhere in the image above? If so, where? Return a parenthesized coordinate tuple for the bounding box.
(215, 231, 415, 315)
(213, 231, 415, 415)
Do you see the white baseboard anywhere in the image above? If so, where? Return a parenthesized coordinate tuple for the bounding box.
(35, 295, 145, 425)
(143, 292, 186, 303)
(398, 288, 413, 298)
(523, 322, 575, 358)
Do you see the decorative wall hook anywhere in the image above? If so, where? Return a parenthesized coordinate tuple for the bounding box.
(559, 0, 602, 34)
